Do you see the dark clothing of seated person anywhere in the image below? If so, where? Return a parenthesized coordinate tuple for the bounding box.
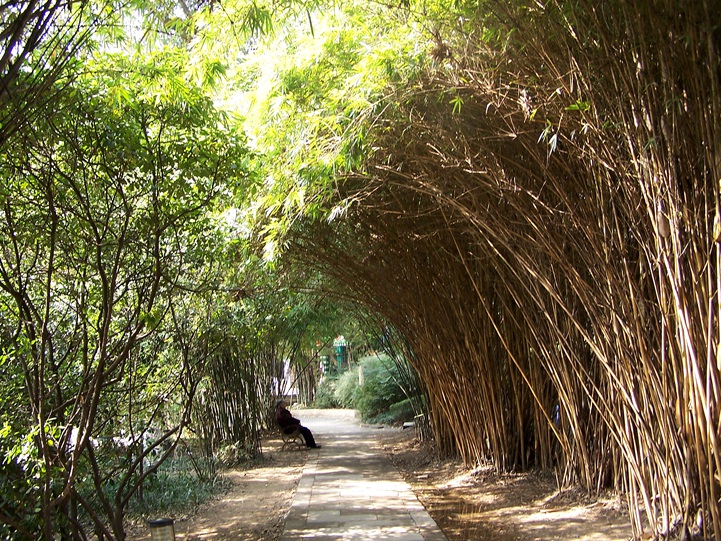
(275, 399, 321, 448)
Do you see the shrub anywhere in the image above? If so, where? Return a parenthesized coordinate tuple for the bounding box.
(334, 367, 361, 408)
(314, 355, 417, 425)
(312, 376, 340, 408)
(351, 354, 407, 423)
(367, 398, 415, 425)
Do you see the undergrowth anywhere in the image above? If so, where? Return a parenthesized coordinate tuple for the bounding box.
(126, 455, 231, 521)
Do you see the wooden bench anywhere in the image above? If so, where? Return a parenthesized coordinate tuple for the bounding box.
(279, 425, 304, 450)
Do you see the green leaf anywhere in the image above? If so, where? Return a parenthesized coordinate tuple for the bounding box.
(450, 95, 464, 115)
(565, 100, 590, 112)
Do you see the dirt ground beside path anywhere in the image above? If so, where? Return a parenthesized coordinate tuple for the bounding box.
(128, 420, 633, 541)
(126, 435, 308, 541)
(378, 428, 633, 541)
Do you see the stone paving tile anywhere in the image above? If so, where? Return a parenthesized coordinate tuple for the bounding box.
(279, 411, 447, 541)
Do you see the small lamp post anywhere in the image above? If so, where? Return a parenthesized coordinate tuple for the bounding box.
(148, 518, 175, 541)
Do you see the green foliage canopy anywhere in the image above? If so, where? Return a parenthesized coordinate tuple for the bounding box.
(0, 40, 254, 538)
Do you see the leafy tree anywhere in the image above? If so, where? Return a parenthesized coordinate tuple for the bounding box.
(0, 46, 252, 539)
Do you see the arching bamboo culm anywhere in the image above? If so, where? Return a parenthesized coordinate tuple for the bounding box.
(285, 1, 721, 539)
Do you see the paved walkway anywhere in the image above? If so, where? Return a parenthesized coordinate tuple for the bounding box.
(279, 410, 447, 541)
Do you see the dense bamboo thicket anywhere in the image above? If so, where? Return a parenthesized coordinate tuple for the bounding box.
(286, 1, 720, 538)
(195, 336, 285, 457)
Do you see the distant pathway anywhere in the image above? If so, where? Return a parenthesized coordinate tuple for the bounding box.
(279, 409, 447, 541)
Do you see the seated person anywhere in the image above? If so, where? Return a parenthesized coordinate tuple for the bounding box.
(275, 399, 321, 449)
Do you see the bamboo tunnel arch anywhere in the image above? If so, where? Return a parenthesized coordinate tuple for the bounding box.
(282, 2, 721, 538)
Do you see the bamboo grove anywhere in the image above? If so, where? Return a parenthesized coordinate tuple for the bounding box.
(282, 1, 721, 539)
(2, 0, 720, 538)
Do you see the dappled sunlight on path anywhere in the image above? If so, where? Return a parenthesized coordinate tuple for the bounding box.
(279, 409, 446, 541)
